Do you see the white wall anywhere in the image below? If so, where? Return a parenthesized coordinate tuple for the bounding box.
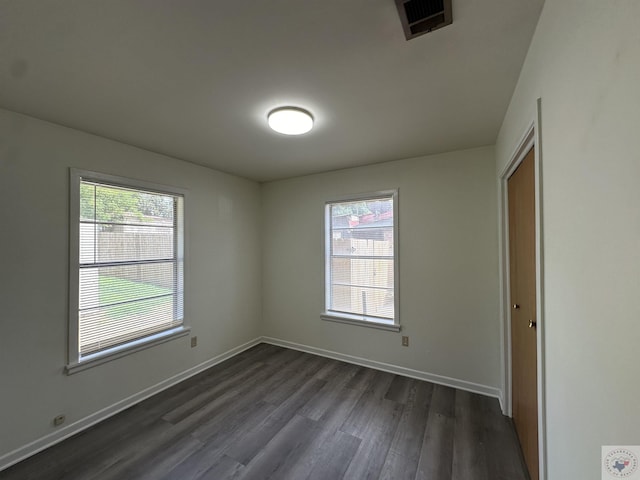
(262, 146, 501, 392)
(0, 109, 262, 461)
(496, 1, 640, 479)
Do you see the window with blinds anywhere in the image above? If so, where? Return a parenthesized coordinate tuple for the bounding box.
(68, 170, 186, 370)
(323, 191, 399, 329)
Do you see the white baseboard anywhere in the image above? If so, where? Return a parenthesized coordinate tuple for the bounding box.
(2, 335, 505, 472)
(497, 390, 506, 414)
(0, 337, 262, 472)
(261, 336, 503, 402)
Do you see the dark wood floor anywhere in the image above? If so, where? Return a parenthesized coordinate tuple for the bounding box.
(2, 344, 529, 480)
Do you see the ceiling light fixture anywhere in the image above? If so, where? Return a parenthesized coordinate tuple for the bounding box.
(267, 107, 314, 135)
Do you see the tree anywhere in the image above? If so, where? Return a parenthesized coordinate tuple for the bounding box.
(81, 183, 175, 224)
(332, 201, 372, 217)
(138, 192, 174, 220)
(80, 183, 142, 223)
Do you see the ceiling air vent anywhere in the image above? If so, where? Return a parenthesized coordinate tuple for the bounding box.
(395, 0, 452, 40)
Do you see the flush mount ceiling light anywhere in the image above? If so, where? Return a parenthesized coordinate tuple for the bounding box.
(267, 107, 314, 135)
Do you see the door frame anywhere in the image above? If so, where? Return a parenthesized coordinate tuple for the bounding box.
(498, 98, 546, 479)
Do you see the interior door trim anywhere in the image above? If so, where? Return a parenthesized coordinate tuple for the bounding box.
(498, 98, 546, 479)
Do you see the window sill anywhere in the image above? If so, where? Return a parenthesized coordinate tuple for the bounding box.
(65, 326, 190, 375)
(320, 313, 400, 332)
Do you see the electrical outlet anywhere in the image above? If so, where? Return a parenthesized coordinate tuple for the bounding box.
(402, 336, 409, 347)
(191, 336, 198, 348)
(53, 415, 65, 427)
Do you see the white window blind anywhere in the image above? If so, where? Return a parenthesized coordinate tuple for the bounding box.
(76, 178, 184, 357)
(325, 192, 398, 325)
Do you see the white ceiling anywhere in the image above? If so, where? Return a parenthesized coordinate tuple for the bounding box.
(0, 0, 544, 182)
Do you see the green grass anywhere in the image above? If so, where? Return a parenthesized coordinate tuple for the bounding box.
(100, 275, 172, 318)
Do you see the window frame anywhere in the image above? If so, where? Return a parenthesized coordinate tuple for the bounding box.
(67, 169, 189, 374)
(321, 189, 400, 332)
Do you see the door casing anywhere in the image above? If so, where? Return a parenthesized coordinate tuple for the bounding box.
(498, 98, 546, 479)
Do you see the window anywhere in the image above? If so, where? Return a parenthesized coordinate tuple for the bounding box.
(67, 169, 187, 373)
(321, 190, 399, 331)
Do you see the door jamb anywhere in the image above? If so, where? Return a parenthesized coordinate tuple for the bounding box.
(498, 98, 546, 479)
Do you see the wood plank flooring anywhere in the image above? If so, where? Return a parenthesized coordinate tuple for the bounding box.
(1, 344, 529, 480)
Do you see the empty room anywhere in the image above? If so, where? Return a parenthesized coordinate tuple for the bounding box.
(1, 1, 639, 479)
